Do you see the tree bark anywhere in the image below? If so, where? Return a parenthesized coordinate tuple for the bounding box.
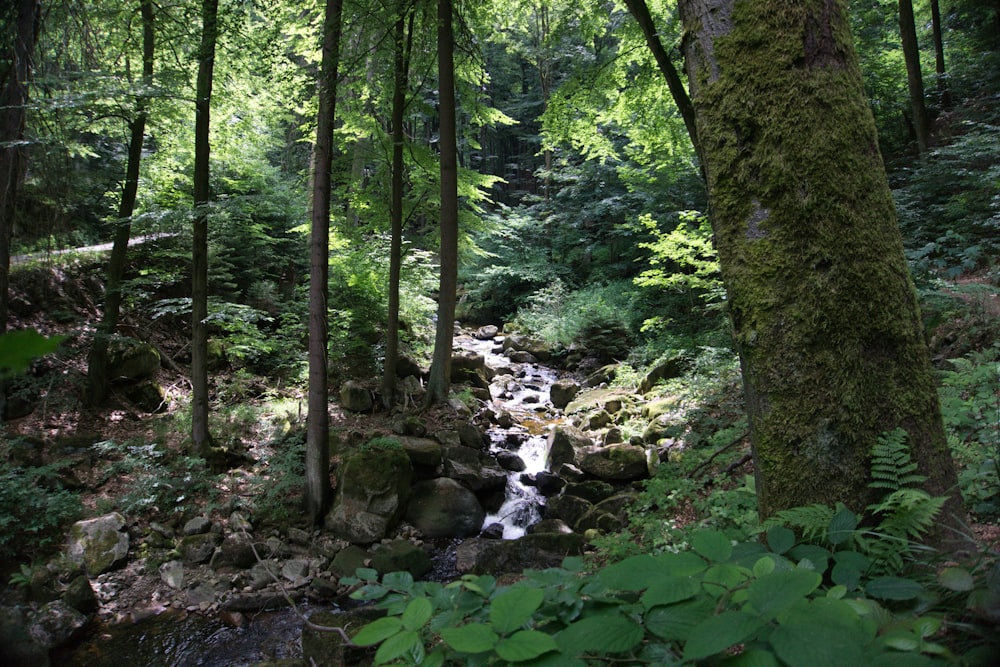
(677, 0, 963, 534)
(425, 0, 459, 406)
(191, 0, 218, 456)
(381, 0, 414, 409)
(899, 0, 930, 153)
(0, 0, 40, 334)
(88, 0, 155, 405)
(306, 0, 344, 525)
(929, 0, 951, 109)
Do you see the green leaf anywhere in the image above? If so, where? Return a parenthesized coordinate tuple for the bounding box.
(0, 330, 63, 378)
(766, 525, 796, 554)
(383, 571, 415, 591)
(753, 555, 777, 579)
(831, 551, 870, 589)
(355, 567, 379, 581)
(725, 648, 782, 666)
(640, 576, 701, 610)
(495, 630, 558, 662)
(748, 569, 822, 619)
(691, 530, 733, 562)
(644, 599, 713, 642)
(865, 576, 924, 601)
(828, 507, 859, 545)
(490, 587, 544, 634)
(703, 563, 748, 595)
(556, 615, 644, 654)
(373, 629, 421, 665)
(599, 552, 704, 591)
(937, 566, 974, 592)
(682, 611, 760, 661)
(352, 616, 403, 646)
(770, 622, 866, 667)
(440, 623, 499, 653)
(402, 597, 433, 631)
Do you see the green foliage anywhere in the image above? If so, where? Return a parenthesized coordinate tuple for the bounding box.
(348, 524, 998, 665)
(245, 430, 305, 526)
(869, 427, 928, 490)
(0, 453, 83, 564)
(634, 210, 723, 304)
(0, 330, 65, 379)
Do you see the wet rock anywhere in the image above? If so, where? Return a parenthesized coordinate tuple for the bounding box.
(0, 606, 48, 666)
(339, 380, 373, 413)
(578, 444, 649, 481)
(370, 540, 431, 578)
(507, 350, 538, 364)
(495, 450, 526, 472)
(63, 575, 98, 615)
(405, 478, 485, 538)
(527, 519, 573, 534)
(29, 600, 89, 656)
(66, 512, 130, 576)
(451, 351, 490, 388)
(555, 463, 587, 482)
(481, 523, 505, 539)
(178, 532, 222, 564)
(186, 582, 217, 609)
(496, 410, 515, 428)
(455, 533, 585, 575)
(443, 445, 507, 492)
(550, 379, 580, 410)
(544, 494, 593, 530)
(564, 480, 616, 504)
(458, 421, 486, 449)
(545, 425, 592, 469)
(325, 442, 412, 544)
(532, 471, 565, 496)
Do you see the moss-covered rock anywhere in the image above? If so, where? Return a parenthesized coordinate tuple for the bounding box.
(405, 477, 485, 538)
(325, 440, 412, 544)
(66, 512, 130, 575)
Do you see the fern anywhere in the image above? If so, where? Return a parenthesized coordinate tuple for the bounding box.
(762, 503, 835, 542)
(869, 427, 926, 491)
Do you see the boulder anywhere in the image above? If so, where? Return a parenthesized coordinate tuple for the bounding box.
(577, 444, 649, 481)
(303, 608, 385, 667)
(326, 441, 412, 544)
(639, 356, 686, 394)
(474, 325, 499, 340)
(550, 379, 580, 410)
(451, 351, 490, 388)
(544, 494, 593, 530)
(397, 436, 443, 467)
(495, 450, 526, 472)
(339, 381, 373, 413)
(455, 533, 585, 575)
(443, 446, 507, 492)
(563, 480, 616, 504)
(545, 425, 592, 469)
(405, 478, 485, 538)
(211, 533, 258, 570)
(27, 600, 89, 656)
(107, 336, 160, 380)
(371, 540, 431, 578)
(63, 575, 98, 615)
(329, 545, 370, 578)
(129, 381, 167, 413)
(178, 533, 222, 564)
(583, 364, 618, 388)
(396, 355, 425, 379)
(66, 512, 130, 575)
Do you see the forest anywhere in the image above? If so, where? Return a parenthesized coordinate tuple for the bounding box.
(1, 0, 999, 665)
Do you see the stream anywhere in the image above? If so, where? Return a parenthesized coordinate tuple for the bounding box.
(58, 330, 569, 667)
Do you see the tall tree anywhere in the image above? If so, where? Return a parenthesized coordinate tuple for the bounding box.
(425, 0, 459, 406)
(899, 0, 931, 153)
(88, 0, 155, 405)
(306, 0, 344, 525)
(0, 0, 41, 333)
(381, 0, 414, 409)
(929, 0, 952, 109)
(677, 0, 964, 534)
(191, 0, 219, 456)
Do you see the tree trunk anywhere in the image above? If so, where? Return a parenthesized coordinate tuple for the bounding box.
(899, 0, 931, 153)
(191, 0, 219, 456)
(306, 0, 343, 526)
(425, 0, 459, 406)
(677, 0, 963, 533)
(929, 0, 951, 110)
(0, 0, 40, 333)
(622, 0, 701, 161)
(381, 0, 414, 409)
(88, 0, 154, 405)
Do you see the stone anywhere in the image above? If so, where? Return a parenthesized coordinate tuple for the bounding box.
(564, 480, 616, 504)
(545, 425, 592, 469)
(229, 511, 253, 532)
(329, 545, 370, 578)
(495, 450, 526, 472)
(397, 436, 443, 467)
(282, 558, 310, 585)
(186, 583, 217, 608)
(544, 494, 593, 530)
(443, 446, 507, 492)
(302, 608, 385, 667)
(212, 533, 257, 570)
(287, 527, 311, 545)
(550, 379, 580, 410)
(27, 600, 88, 655)
(130, 381, 167, 413)
(533, 471, 565, 496)
(578, 444, 649, 481)
(604, 427, 624, 445)
(582, 364, 618, 388)
(451, 351, 490, 388)
(457, 421, 486, 449)
(107, 336, 160, 380)
(66, 512, 130, 576)
(0, 606, 48, 666)
(639, 356, 686, 394)
(178, 532, 222, 564)
(370, 540, 431, 578)
(340, 380, 373, 412)
(325, 441, 412, 544)
(396, 355, 425, 378)
(183, 516, 213, 535)
(527, 519, 573, 534)
(587, 410, 612, 430)
(642, 395, 682, 420)
(63, 575, 98, 615)
(475, 325, 499, 340)
(405, 478, 485, 538)
(455, 533, 585, 575)
(159, 560, 185, 589)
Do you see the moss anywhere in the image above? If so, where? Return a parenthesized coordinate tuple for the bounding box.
(683, 0, 961, 519)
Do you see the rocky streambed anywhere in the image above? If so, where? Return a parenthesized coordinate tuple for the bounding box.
(2, 326, 685, 666)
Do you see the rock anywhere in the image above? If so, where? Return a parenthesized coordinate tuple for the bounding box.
(391, 414, 428, 437)
(325, 440, 412, 544)
(0, 606, 48, 666)
(63, 575, 98, 615)
(370, 540, 431, 578)
(496, 410, 515, 428)
(565, 386, 633, 416)
(282, 559, 310, 585)
(178, 532, 222, 564)
(564, 480, 616, 504)
(329, 545, 370, 578)
(532, 471, 565, 496)
(405, 478, 485, 538)
(527, 519, 574, 535)
(66, 512, 130, 576)
(107, 336, 160, 380)
(183, 516, 213, 535)
(583, 364, 618, 388)
(474, 325, 499, 340)
(229, 511, 253, 532)
(455, 533, 585, 575)
(396, 355, 424, 378)
(481, 523, 505, 539)
(302, 608, 384, 667)
(130, 381, 167, 413)
(30, 600, 89, 657)
(555, 463, 587, 482)
(451, 351, 490, 388)
(642, 395, 682, 420)
(545, 425, 592, 469)
(507, 350, 538, 364)
(186, 583, 218, 608)
(587, 410, 612, 430)
(212, 533, 258, 570)
(287, 527, 311, 545)
(550, 379, 580, 410)
(443, 446, 507, 492)
(577, 444, 649, 481)
(159, 560, 185, 589)
(544, 494, 593, 530)
(340, 380, 373, 412)
(457, 421, 486, 449)
(639, 356, 686, 394)
(397, 436, 443, 467)
(495, 450, 526, 472)
(604, 427, 624, 445)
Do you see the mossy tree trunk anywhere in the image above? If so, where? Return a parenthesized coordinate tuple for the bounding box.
(677, 0, 964, 529)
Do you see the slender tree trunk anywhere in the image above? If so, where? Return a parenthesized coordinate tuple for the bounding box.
(381, 1, 414, 409)
(88, 0, 154, 405)
(622, 0, 701, 161)
(929, 0, 951, 110)
(677, 0, 964, 536)
(306, 0, 343, 526)
(0, 0, 40, 334)
(191, 0, 218, 456)
(425, 0, 459, 406)
(899, 0, 931, 153)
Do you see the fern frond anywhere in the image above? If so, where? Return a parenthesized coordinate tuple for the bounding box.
(874, 489, 946, 539)
(762, 504, 835, 542)
(868, 428, 927, 492)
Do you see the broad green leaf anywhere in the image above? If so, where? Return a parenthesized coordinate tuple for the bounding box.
(383, 571, 415, 591)
(831, 550, 870, 589)
(937, 566, 974, 592)
(490, 587, 544, 634)
(703, 563, 748, 595)
(682, 611, 760, 661)
(640, 576, 701, 610)
(352, 617, 403, 646)
(494, 630, 558, 662)
(0, 330, 63, 378)
(645, 599, 713, 641)
(401, 597, 433, 631)
(440, 623, 499, 653)
(880, 632, 920, 652)
(373, 629, 421, 665)
(753, 555, 777, 578)
(770, 622, 866, 667)
(865, 576, 924, 601)
(911, 616, 941, 638)
(355, 567, 380, 581)
(828, 507, 859, 545)
(725, 648, 782, 666)
(787, 544, 830, 573)
(599, 552, 704, 591)
(766, 525, 796, 554)
(556, 615, 644, 654)
(691, 530, 733, 562)
(748, 569, 822, 618)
